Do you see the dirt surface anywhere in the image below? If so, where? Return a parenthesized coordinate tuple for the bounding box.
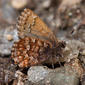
(0, 0, 85, 85)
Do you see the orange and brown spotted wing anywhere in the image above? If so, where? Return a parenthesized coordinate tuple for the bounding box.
(11, 37, 52, 68)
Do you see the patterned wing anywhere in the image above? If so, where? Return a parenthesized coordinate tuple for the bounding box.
(11, 37, 52, 68)
(17, 8, 57, 42)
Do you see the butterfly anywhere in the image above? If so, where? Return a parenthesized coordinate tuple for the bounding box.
(11, 8, 65, 68)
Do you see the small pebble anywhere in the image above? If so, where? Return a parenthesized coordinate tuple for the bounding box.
(81, 50, 85, 56)
(6, 34, 13, 41)
(11, 0, 28, 9)
(42, 0, 51, 8)
(68, 12, 72, 17)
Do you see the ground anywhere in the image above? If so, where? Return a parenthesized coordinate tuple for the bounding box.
(0, 0, 85, 85)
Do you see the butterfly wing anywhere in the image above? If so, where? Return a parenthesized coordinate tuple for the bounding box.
(11, 37, 52, 68)
(17, 8, 57, 42)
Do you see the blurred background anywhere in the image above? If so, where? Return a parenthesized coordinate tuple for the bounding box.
(0, 0, 85, 85)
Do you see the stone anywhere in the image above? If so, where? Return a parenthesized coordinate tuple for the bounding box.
(24, 66, 79, 85)
(0, 25, 18, 56)
(11, 0, 28, 10)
